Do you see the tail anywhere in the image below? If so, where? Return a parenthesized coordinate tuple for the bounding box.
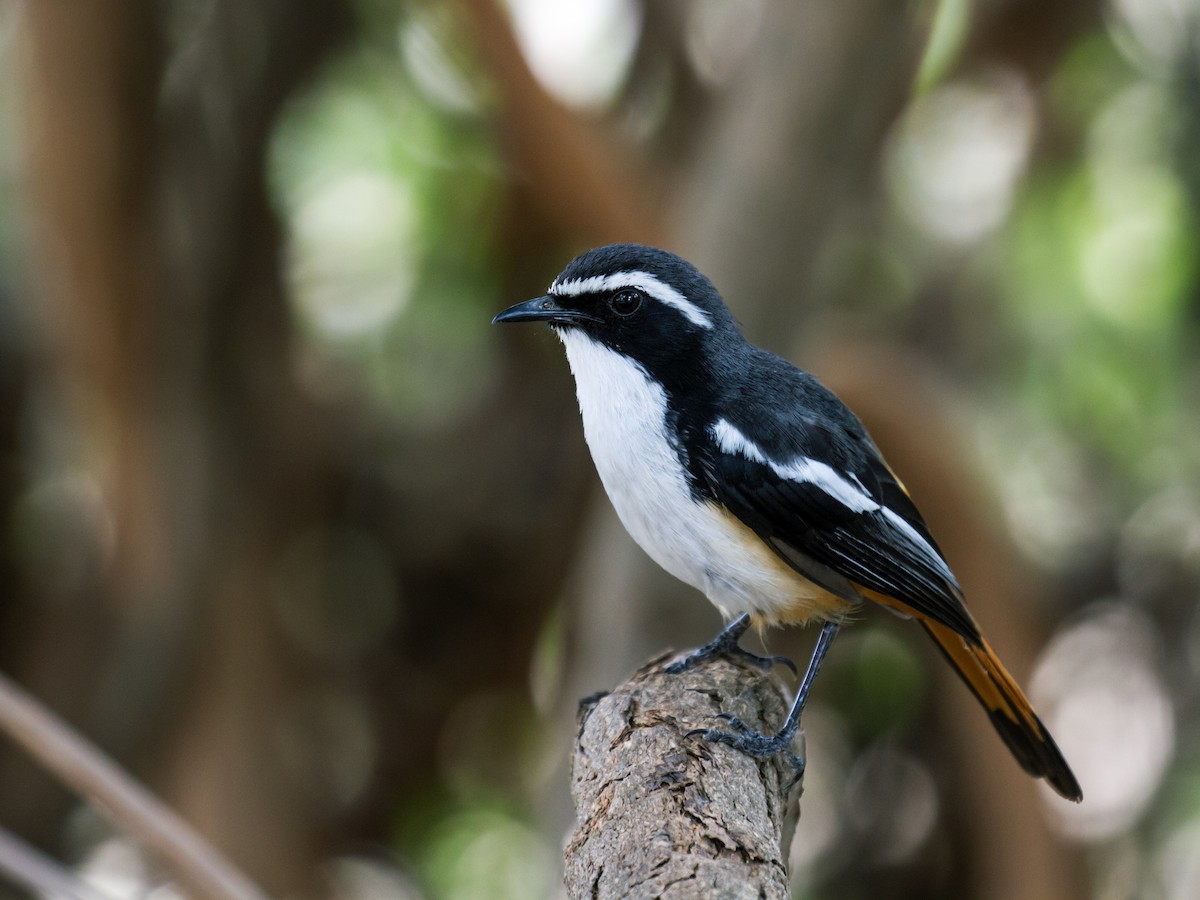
(920, 617, 1082, 802)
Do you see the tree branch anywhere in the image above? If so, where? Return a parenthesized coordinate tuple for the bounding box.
(0, 825, 109, 900)
(565, 652, 800, 899)
(0, 671, 267, 900)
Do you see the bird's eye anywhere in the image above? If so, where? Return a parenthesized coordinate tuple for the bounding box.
(608, 289, 643, 317)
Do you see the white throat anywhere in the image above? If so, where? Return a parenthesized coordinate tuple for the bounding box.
(556, 327, 682, 525)
(554, 328, 812, 619)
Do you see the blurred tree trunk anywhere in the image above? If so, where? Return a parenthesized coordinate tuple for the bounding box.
(9, 0, 167, 847)
(148, 1, 355, 888)
(17, 0, 351, 892)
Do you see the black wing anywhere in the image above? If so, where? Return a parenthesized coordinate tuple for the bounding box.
(704, 414, 981, 643)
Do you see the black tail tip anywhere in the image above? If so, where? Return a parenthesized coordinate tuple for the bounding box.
(988, 710, 1083, 802)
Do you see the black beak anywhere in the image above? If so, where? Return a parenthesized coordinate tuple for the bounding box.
(492, 295, 597, 326)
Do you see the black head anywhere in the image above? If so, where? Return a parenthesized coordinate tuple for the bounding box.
(492, 244, 740, 373)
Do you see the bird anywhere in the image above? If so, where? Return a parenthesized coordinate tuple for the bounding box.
(492, 243, 1082, 802)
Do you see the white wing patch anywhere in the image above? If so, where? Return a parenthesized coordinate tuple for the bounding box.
(710, 418, 956, 581)
(551, 270, 714, 330)
(881, 507, 957, 582)
(710, 418, 879, 513)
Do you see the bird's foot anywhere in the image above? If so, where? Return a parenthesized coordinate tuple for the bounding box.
(686, 714, 806, 790)
(664, 615, 796, 675)
(665, 643, 796, 675)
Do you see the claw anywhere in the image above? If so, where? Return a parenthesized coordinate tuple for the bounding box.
(695, 722, 806, 789)
(764, 654, 800, 676)
(783, 757, 806, 791)
(667, 645, 796, 675)
(664, 657, 695, 675)
(713, 713, 749, 733)
(665, 613, 797, 675)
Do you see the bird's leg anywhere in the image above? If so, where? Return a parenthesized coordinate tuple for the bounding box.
(688, 619, 841, 788)
(665, 613, 796, 675)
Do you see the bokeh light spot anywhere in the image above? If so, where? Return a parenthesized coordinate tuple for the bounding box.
(887, 70, 1036, 245)
(502, 0, 641, 109)
(288, 170, 416, 339)
(1033, 604, 1174, 839)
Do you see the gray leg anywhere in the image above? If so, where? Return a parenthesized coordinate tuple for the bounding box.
(687, 619, 841, 789)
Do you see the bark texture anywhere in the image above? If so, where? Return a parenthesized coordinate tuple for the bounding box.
(565, 652, 800, 899)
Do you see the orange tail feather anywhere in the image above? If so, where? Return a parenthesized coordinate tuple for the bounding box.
(919, 617, 1081, 802)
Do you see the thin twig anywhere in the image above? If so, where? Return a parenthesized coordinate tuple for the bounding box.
(0, 670, 268, 900)
(0, 824, 114, 900)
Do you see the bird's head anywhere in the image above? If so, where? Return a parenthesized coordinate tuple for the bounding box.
(492, 244, 737, 377)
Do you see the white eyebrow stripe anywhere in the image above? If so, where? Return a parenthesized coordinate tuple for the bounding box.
(710, 419, 879, 514)
(550, 270, 714, 329)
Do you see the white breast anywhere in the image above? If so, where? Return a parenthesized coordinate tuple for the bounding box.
(557, 329, 811, 619)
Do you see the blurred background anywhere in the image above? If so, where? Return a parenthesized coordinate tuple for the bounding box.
(0, 0, 1198, 897)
